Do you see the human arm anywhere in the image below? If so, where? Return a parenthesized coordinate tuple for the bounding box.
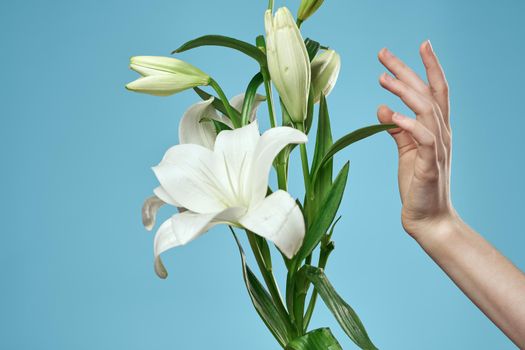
(376, 40, 525, 348)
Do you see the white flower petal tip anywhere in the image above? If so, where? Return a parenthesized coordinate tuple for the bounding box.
(126, 56, 210, 96)
(154, 257, 168, 279)
(311, 49, 341, 103)
(153, 208, 245, 278)
(240, 190, 305, 258)
(179, 98, 222, 149)
(142, 195, 166, 231)
(265, 7, 311, 123)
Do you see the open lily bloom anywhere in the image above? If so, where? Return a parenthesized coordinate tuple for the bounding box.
(142, 95, 265, 229)
(144, 118, 307, 278)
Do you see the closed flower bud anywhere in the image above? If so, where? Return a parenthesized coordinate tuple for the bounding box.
(265, 7, 311, 123)
(126, 56, 210, 96)
(297, 0, 324, 24)
(311, 49, 341, 103)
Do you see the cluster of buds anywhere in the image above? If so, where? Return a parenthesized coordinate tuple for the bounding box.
(265, 6, 340, 123)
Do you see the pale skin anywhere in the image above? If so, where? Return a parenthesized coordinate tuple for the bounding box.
(376, 40, 525, 348)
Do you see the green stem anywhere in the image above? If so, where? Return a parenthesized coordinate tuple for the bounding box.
(261, 68, 277, 128)
(286, 266, 297, 330)
(209, 78, 241, 128)
(267, 0, 274, 11)
(303, 242, 334, 330)
(262, 66, 289, 194)
(246, 231, 291, 330)
(276, 160, 288, 191)
(296, 123, 311, 194)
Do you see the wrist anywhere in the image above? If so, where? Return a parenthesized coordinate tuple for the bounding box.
(412, 208, 464, 253)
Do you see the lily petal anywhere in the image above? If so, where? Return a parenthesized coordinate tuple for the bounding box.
(153, 144, 228, 213)
(142, 195, 165, 231)
(179, 98, 219, 149)
(153, 186, 180, 207)
(126, 74, 206, 96)
(250, 126, 308, 202)
(229, 93, 266, 121)
(130, 64, 172, 77)
(213, 121, 260, 206)
(154, 207, 246, 278)
(240, 190, 305, 259)
(130, 56, 209, 78)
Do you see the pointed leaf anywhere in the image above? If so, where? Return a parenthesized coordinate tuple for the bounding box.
(173, 35, 267, 67)
(232, 232, 292, 347)
(312, 124, 396, 184)
(241, 72, 265, 125)
(193, 87, 241, 122)
(311, 94, 333, 203)
(286, 328, 342, 350)
(303, 266, 378, 350)
(296, 162, 349, 263)
(304, 87, 315, 134)
(304, 38, 321, 62)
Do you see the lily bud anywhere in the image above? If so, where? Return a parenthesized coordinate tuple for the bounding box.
(126, 56, 210, 96)
(297, 0, 324, 24)
(311, 49, 341, 103)
(265, 7, 311, 123)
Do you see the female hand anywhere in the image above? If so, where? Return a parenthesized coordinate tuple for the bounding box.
(376, 41, 525, 348)
(376, 40, 456, 242)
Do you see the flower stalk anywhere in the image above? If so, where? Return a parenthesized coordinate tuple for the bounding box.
(127, 2, 390, 349)
(209, 78, 241, 128)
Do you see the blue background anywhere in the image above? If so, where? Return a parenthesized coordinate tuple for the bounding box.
(1, 0, 524, 349)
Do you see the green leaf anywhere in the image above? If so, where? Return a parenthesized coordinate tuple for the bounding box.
(296, 162, 349, 263)
(232, 231, 293, 347)
(304, 87, 315, 134)
(173, 35, 267, 67)
(303, 266, 378, 350)
(304, 38, 321, 62)
(286, 328, 342, 350)
(241, 72, 265, 125)
(193, 87, 241, 121)
(311, 94, 333, 203)
(193, 87, 226, 115)
(312, 124, 397, 184)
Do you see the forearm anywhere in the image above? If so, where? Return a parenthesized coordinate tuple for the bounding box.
(415, 212, 525, 348)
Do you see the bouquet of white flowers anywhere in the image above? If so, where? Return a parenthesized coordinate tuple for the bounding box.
(127, 1, 394, 348)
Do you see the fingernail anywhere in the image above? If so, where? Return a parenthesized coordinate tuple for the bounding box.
(383, 73, 393, 82)
(426, 40, 433, 53)
(382, 48, 394, 58)
(392, 112, 403, 121)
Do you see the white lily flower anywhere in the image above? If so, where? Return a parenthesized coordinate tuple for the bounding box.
(150, 121, 307, 278)
(265, 7, 311, 123)
(297, 0, 325, 23)
(311, 49, 341, 103)
(141, 94, 267, 230)
(126, 56, 210, 96)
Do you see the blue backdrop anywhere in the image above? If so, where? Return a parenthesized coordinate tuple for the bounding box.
(1, 0, 524, 349)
